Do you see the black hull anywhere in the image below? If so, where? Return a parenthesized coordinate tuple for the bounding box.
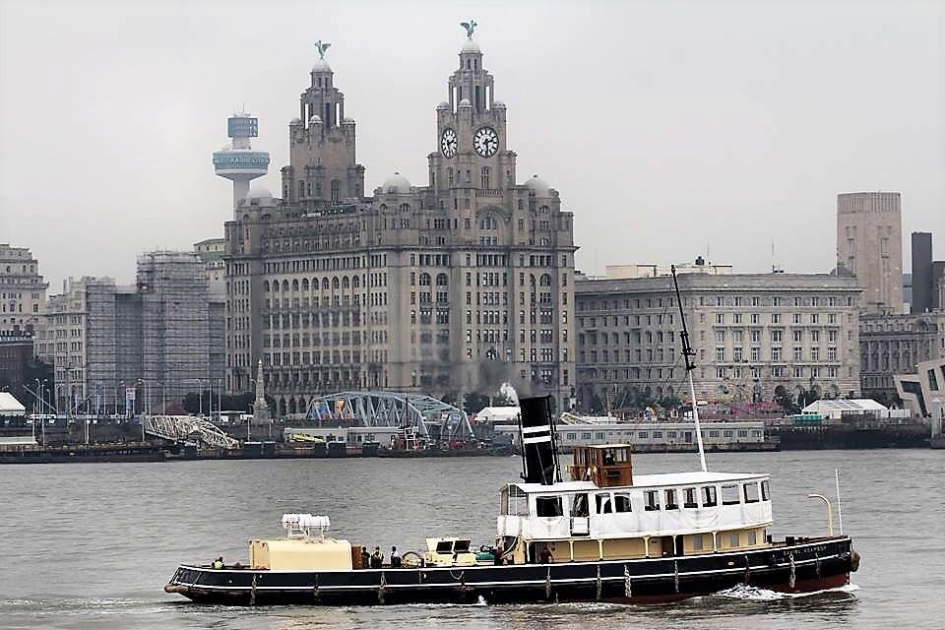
(165, 537, 855, 606)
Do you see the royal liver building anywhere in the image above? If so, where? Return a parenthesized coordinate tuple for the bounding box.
(224, 26, 577, 415)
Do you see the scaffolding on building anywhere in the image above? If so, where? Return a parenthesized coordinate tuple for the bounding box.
(137, 251, 212, 413)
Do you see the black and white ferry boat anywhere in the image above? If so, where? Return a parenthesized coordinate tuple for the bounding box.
(164, 269, 859, 606)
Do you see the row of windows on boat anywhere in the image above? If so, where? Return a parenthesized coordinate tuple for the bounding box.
(502, 481, 771, 518)
(560, 429, 764, 441)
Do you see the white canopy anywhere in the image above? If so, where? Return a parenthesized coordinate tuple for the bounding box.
(0, 392, 26, 416)
(802, 398, 887, 419)
(475, 406, 521, 424)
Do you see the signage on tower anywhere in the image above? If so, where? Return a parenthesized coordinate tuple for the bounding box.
(228, 116, 259, 139)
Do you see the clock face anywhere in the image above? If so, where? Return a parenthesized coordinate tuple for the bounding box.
(440, 128, 458, 158)
(474, 126, 499, 157)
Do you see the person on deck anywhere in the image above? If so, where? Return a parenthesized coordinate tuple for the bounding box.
(603, 451, 615, 466)
(371, 546, 384, 568)
(390, 546, 402, 568)
(494, 542, 504, 565)
(539, 546, 553, 564)
(361, 547, 371, 568)
(212, 557, 224, 569)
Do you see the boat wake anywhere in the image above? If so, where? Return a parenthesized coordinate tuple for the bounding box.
(713, 583, 860, 602)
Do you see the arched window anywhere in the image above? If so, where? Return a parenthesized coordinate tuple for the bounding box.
(540, 274, 552, 286)
(282, 280, 290, 292)
(330, 179, 341, 204)
(399, 203, 410, 213)
(436, 273, 449, 286)
(481, 167, 490, 189)
(342, 276, 350, 289)
(517, 199, 524, 210)
(379, 204, 387, 212)
(322, 278, 330, 290)
(301, 278, 309, 291)
(352, 275, 361, 288)
(263, 280, 270, 292)
(291, 279, 298, 291)
(332, 277, 340, 290)
(298, 180, 305, 199)
(419, 273, 432, 286)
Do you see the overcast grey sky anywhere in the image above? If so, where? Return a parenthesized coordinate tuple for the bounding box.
(0, 0, 942, 290)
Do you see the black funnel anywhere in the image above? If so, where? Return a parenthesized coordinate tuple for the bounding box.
(519, 395, 559, 485)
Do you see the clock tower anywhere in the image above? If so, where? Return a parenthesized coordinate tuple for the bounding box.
(428, 25, 517, 193)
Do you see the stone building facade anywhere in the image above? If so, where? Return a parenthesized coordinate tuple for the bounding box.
(224, 32, 576, 415)
(0, 243, 47, 335)
(836, 192, 903, 313)
(859, 310, 945, 398)
(574, 269, 862, 412)
(38, 252, 224, 414)
(195, 238, 227, 298)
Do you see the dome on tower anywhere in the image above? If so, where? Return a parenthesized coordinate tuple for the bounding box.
(458, 98, 473, 109)
(437, 101, 450, 110)
(382, 172, 412, 194)
(309, 114, 323, 125)
(492, 100, 506, 109)
(246, 187, 274, 206)
(311, 57, 332, 73)
(524, 175, 551, 197)
(461, 38, 481, 54)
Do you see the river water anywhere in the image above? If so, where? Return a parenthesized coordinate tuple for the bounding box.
(0, 450, 941, 629)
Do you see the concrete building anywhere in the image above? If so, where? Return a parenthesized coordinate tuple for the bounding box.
(0, 243, 47, 335)
(909, 231, 945, 314)
(574, 267, 862, 413)
(836, 192, 903, 313)
(860, 310, 945, 399)
(224, 30, 576, 415)
(38, 252, 224, 414)
(0, 331, 34, 395)
(895, 357, 945, 418)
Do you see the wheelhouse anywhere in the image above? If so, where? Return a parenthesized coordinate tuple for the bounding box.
(497, 445, 773, 564)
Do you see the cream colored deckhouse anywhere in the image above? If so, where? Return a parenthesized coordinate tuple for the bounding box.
(224, 29, 577, 415)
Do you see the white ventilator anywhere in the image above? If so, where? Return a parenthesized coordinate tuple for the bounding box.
(282, 513, 332, 539)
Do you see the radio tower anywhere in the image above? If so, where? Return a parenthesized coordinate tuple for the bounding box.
(212, 112, 270, 210)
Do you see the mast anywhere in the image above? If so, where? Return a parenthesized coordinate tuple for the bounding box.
(671, 266, 708, 473)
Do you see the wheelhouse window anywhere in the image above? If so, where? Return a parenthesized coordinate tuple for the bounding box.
(748, 530, 758, 545)
(571, 493, 589, 518)
(501, 484, 529, 516)
(721, 484, 740, 505)
(683, 487, 698, 508)
(644, 490, 660, 511)
(614, 492, 632, 513)
(702, 486, 717, 507)
(744, 482, 760, 503)
(664, 489, 679, 510)
(728, 533, 740, 548)
(761, 480, 770, 501)
(595, 493, 613, 514)
(535, 496, 564, 517)
(692, 534, 704, 551)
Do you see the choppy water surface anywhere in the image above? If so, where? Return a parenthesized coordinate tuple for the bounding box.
(1, 450, 941, 629)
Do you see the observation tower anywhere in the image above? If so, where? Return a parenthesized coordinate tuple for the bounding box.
(212, 113, 270, 209)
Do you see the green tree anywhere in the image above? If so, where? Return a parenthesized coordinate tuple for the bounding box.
(463, 392, 490, 415)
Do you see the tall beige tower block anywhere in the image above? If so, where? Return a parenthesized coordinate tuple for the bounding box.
(837, 192, 903, 312)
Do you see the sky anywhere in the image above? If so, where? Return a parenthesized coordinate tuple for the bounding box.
(0, 0, 942, 291)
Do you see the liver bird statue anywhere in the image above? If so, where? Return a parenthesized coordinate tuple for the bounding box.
(460, 20, 477, 38)
(315, 40, 331, 59)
